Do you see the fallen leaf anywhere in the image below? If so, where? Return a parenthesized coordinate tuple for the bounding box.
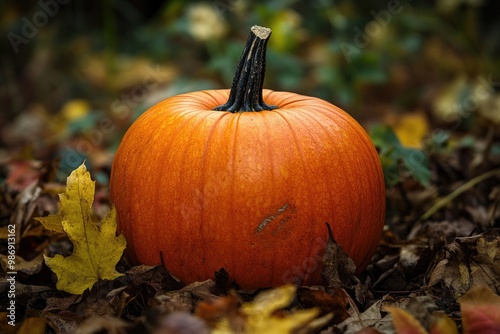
(107, 286, 138, 317)
(458, 285, 500, 334)
(337, 296, 387, 333)
(153, 312, 210, 334)
(196, 292, 241, 328)
(213, 267, 232, 295)
(0, 280, 51, 311)
(44, 311, 84, 334)
(425, 231, 500, 298)
(432, 75, 468, 123)
(404, 296, 440, 330)
(6, 160, 42, 192)
(11, 180, 42, 236)
(380, 305, 458, 334)
(34, 207, 65, 235)
(41, 163, 126, 294)
(321, 223, 357, 290)
(370, 124, 431, 186)
(125, 264, 181, 291)
(356, 329, 383, 334)
(477, 75, 500, 124)
(35, 161, 93, 233)
(297, 287, 343, 312)
(210, 284, 330, 334)
(17, 317, 46, 334)
(385, 305, 428, 334)
(60, 99, 90, 121)
(0, 312, 17, 334)
(429, 313, 458, 334)
(74, 316, 128, 334)
(297, 286, 350, 323)
(43, 295, 82, 313)
(388, 112, 429, 149)
(153, 279, 217, 314)
(0, 253, 44, 275)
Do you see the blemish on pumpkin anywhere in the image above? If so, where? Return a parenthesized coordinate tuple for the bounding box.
(256, 203, 293, 234)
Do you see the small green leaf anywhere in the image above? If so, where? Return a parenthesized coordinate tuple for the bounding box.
(370, 124, 431, 186)
(370, 124, 401, 149)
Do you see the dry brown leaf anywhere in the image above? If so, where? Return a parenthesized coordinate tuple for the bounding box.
(297, 286, 350, 324)
(337, 297, 394, 334)
(10, 181, 42, 237)
(0, 253, 44, 275)
(196, 293, 241, 328)
(426, 230, 500, 297)
(43, 295, 82, 313)
(74, 316, 128, 334)
(44, 311, 84, 333)
(321, 223, 357, 290)
(153, 280, 220, 314)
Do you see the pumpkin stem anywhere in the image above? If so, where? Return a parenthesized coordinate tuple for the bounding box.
(214, 25, 277, 112)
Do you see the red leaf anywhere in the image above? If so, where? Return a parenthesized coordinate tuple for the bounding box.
(459, 286, 500, 334)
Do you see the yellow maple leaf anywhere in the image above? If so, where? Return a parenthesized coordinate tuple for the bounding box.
(35, 212, 65, 234)
(41, 163, 126, 294)
(35, 159, 96, 233)
(213, 284, 331, 334)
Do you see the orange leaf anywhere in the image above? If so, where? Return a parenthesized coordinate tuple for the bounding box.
(430, 313, 458, 334)
(385, 306, 428, 334)
(459, 286, 500, 334)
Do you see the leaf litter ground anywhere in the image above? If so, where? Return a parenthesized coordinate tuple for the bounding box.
(0, 128, 499, 333)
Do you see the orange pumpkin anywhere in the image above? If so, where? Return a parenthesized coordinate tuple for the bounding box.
(110, 26, 385, 289)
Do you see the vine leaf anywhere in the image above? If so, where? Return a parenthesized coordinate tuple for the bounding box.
(40, 163, 126, 294)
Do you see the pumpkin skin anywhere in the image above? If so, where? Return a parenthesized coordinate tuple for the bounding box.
(110, 88, 386, 289)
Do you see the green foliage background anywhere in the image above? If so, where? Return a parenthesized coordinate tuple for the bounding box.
(1, 0, 499, 184)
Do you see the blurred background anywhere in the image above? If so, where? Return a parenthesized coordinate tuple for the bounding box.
(1, 0, 500, 187)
